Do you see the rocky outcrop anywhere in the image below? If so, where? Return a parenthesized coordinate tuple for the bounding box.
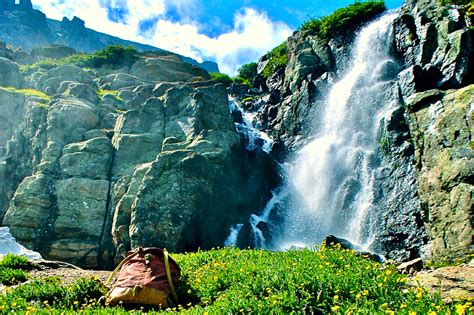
(405, 86, 473, 259)
(0, 53, 277, 268)
(412, 265, 474, 302)
(392, 0, 473, 260)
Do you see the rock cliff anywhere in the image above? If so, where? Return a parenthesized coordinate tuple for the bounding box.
(0, 49, 277, 268)
(236, 0, 472, 260)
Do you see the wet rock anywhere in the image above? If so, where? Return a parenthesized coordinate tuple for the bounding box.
(323, 235, 385, 263)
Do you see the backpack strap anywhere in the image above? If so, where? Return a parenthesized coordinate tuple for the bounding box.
(164, 249, 179, 302)
(106, 253, 135, 285)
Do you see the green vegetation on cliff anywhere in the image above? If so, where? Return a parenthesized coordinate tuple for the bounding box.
(0, 248, 471, 314)
(0, 86, 51, 102)
(261, 42, 288, 79)
(300, 1, 386, 39)
(21, 45, 140, 73)
(246, 1, 387, 81)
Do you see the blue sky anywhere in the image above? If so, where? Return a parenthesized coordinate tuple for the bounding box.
(32, 0, 403, 74)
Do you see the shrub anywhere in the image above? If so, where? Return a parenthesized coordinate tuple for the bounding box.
(0, 268, 28, 285)
(234, 62, 258, 85)
(86, 45, 139, 68)
(300, 1, 387, 40)
(210, 72, 233, 86)
(0, 254, 31, 270)
(261, 42, 288, 79)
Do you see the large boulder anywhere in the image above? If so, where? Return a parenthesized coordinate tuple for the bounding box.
(130, 57, 211, 83)
(0, 57, 22, 87)
(0, 88, 25, 146)
(393, 0, 473, 90)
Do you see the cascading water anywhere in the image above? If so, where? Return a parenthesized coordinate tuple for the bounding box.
(228, 12, 406, 252)
(229, 97, 273, 153)
(275, 13, 400, 250)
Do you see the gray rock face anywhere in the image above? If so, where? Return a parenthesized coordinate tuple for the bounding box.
(0, 57, 22, 87)
(405, 86, 473, 259)
(391, 0, 473, 260)
(0, 54, 277, 268)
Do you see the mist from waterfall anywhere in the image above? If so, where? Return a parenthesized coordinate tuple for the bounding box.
(273, 13, 400, 250)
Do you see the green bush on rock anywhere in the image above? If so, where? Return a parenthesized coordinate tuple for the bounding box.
(300, 1, 386, 40)
(234, 62, 258, 85)
(0, 254, 30, 270)
(210, 72, 233, 86)
(261, 42, 288, 79)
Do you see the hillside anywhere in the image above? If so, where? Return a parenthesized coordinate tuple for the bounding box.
(0, 0, 218, 72)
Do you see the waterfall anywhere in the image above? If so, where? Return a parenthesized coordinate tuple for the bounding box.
(227, 13, 406, 253)
(276, 13, 399, 250)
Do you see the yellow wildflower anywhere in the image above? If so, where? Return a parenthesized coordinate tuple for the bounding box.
(455, 303, 469, 315)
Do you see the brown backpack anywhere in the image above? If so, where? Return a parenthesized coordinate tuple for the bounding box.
(105, 247, 180, 308)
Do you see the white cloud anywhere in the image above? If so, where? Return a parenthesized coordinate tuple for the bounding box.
(31, 0, 292, 75)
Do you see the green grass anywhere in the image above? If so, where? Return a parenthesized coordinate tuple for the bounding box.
(300, 1, 386, 40)
(0, 86, 51, 102)
(439, 0, 472, 5)
(1, 248, 472, 314)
